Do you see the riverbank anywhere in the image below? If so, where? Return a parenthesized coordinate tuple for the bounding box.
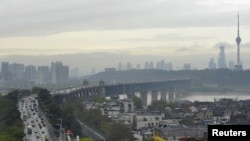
(189, 86, 250, 94)
(179, 91, 250, 102)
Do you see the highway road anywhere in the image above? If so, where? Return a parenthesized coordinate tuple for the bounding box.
(18, 95, 51, 141)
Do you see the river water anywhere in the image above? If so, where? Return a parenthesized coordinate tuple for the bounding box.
(118, 92, 250, 105)
(178, 92, 250, 102)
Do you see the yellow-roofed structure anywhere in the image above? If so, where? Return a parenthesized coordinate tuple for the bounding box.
(153, 132, 167, 141)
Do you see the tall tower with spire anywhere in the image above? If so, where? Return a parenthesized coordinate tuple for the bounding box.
(234, 14, 243, 70)
(218, 44, 227, 69)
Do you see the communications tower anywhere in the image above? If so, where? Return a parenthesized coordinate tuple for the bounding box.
(234, 14, 243, 70)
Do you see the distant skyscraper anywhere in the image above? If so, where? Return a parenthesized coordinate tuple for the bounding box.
(51, 61, 69, 84)
(126, 62, 132, 70)
(9, 63, 25, 80)
(228, 61, 235, 70)
(166, 62, 173, 71)
(234, 14, 243, 70)
(160, 60, 165, 70)
(183, 63, 191, 70)
(208, 58, 216, 70)
(218, 45, 227, 69)
(1, 62, 9, 81)
(156, 60, 165, 70)
(37, 66, 50, 85)
(24, 65, 36, 81)
(118, 62, 122, 71)
(149, 61, 154, 69)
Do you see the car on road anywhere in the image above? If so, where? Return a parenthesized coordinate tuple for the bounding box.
(36, 134, 40, 139)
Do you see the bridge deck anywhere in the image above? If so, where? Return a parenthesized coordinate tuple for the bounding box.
(51, 79, 191, 96)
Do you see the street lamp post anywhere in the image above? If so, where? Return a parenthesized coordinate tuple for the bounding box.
(57, 118, 64, 141)
(62, 128, 65, 141)
(53, 124, 62, 140)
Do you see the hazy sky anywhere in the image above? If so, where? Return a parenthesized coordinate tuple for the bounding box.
(1, 0, 250, 69)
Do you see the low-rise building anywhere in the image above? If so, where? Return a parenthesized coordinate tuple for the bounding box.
(134, 112, 165, 130)
(101, 101, 120, 119)
(155, 125, 206, 140)
(101, 99, 135, 123)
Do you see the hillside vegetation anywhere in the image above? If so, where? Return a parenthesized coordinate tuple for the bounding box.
(0, 90, 25, 141)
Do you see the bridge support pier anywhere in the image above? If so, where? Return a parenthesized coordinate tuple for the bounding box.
(160, 90, 167, 101)
(140, 91, 148, 109)
(99, 80, 105, 97)
(52, 79, 190, 106)
(175, 88, 181, 98)
(168, 88, 175, 101)
(151, 91, 158, 103)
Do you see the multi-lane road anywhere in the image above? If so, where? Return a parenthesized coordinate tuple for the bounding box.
(18, 95, 51, 141)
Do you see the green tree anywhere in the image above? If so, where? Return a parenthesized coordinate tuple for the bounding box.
(106, 123, 134, 141)
(92, 95, 107, 103)
(37, 88, 51, 102)
(9, 127, 25, 139)
(80, 138, 94, 141)
(71, 120, 83, 137)
(0, 90, 25, 141)
(149, 101, 167, 111)
(32, 86, 41, 93)
(133, 96, 143, 109)
(5, 89, 19, 103)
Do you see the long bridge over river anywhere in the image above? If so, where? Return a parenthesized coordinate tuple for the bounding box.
(51, 79, 191, 106)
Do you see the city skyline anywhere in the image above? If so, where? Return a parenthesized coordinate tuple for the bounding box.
(0, 45, 242, 77)
(1, 0, 250, 70)
(0, 61, 69, 88)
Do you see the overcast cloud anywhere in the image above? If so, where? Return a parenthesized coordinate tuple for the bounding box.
(1, 0, 250, 70)
(1, 0, 250, 37)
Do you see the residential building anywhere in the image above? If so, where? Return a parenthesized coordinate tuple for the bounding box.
(134, 112, 165, 130)
(24, 65, 36, 81)
(1, 62, 9, 81)
(37, 66, 50, 85)
(51, 61, 69, 84)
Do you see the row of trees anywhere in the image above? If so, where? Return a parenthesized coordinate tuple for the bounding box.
(34, 86, 134, 140)
(64, 99, 135, 141)
(0, 90, 25, 141)
(0, 87, 86, 140)
(1, 86, 208, 141)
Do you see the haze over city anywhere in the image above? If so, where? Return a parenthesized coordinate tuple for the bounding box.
(1, 0, 250, 73)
